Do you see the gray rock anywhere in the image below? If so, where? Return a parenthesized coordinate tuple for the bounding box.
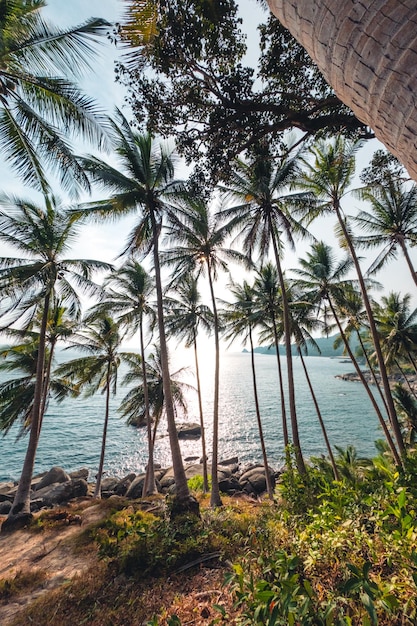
(114, 473, 137, 496)
(239, 465, 275, 495)
(219, 456, 239, 466)
(32, 478, 88, 506)
(0, 501, 11, 514)
(125, 474, 146, 499)
(35, 466, 71, 491)
(69, 468, 89, 481)
(177, 423, 201, 439)
(0, 481, 16, 495)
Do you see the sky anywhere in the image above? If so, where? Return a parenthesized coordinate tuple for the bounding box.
(2, 0, 417, 339)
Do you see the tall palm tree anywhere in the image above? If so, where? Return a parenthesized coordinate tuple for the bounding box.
(222, 278, 275, 500)
(162, 197, 247, 507)
(253, 262, 289, 450)
(55, 313, 126, 499)
(292, 241, 401, 465)
(91, 261, 158, 495)
(164, 275, 213, 493)
(0, 194, 111, 528)
(355, 176, 417, 287)
(0, 0, 110, 195)
(298, 136, 406, 460)
(220, 146, 312, 474)
(77, 112, 195, 510)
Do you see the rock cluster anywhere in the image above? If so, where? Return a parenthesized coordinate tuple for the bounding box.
(0, 460, 280, 514)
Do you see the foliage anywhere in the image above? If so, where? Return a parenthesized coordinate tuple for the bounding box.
(116, 0, 369, 185)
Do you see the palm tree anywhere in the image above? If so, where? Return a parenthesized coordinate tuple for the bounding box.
(220, 145, 312, 474)
(164, 275, 213, 493)
(292, 241, 401, 465)
(119, 346, 190, 464)
(374, 292, 417, 380)
(252, 262, 289, 450)
(162, 197, 248, 507)
(0, 194, 111, 529)
(55, 313, 126, 499)
(285, 284, 340, 480)
(77, 113, 195, 510)
(222, 278, 275, 500)
(355, 176, 417, 287)
(0, 0, 110, 195)
(298, 136, 406, 460)
(91, 261, 158, 495)
(0, 303, 79, 437)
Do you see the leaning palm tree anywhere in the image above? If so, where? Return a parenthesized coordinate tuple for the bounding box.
(164, 275, 213, 493)
(222, 278, 275, 500)
(292, 241, 401, 465)
(0, 194, 112, 529)
(55, 313, 127, 499)
(355, 175, 417, 287)
(162, 197, 248, 507)
(77, 113, 195, 510)
(298, 136, 406, 460)
(220, 144, 312, 474)
(0, 0, 110, 196)
(91, 261, 158, 496)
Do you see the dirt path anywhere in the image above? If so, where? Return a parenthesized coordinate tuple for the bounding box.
(0, 499, 106, 625)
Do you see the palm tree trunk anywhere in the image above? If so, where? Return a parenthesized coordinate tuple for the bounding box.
(356, 330, 390, 416)
(335, 204, 406, 457)
(298, 349, 339, 480)
(94, 362, 112, 499)
(399, 239, 417, 288)
(271, 312, 289, 448)
(249, 328, 274, 500)
(266, 1, 417, 182)
(140, 315, 157, 497)
(207, 261, 223, 508)
(394, 358, 417, 401)
(39, 340, 56, 436)
(150, 208, 191, 503)
(328, 297, 401, 465)
(269, 220, 306, 474)
(5, 293, 51, 526)
(193, 333, 209, 493)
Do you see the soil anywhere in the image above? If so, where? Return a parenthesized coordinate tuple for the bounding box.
(0, 499, 106, 625)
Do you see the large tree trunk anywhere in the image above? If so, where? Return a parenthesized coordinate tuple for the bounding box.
(94, 363, 112, 499)
(3, 293, 51, 530)
(267, 1, 417, 182)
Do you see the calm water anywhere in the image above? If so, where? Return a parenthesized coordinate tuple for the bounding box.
(0, 351, 383, 482)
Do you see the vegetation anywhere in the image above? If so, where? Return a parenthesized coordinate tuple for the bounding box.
(5, 452, 417, 624)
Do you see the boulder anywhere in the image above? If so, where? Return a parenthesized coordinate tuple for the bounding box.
(177, 423, 201, 439)
(239, 465, 276, 496)
(35, 466, 71, 491)
(219, 457, 239, 466)
(0, 501, 11, 515)
(0, 481, 16, 495)
(31, 478, 88, 506)
(125, 474, 146, 499)
(69, 468, 89, 481)
(114, 473, 137, 496)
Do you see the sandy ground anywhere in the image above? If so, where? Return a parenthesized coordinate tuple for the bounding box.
(0, 499, 106, 625)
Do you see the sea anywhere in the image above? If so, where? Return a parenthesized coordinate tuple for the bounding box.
(0, 350, 385, 482)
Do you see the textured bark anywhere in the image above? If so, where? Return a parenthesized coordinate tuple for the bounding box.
(267, 0, 417, 181)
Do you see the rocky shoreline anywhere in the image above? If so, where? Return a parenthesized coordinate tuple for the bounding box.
(0, 459, 279, 516)
(335, 370, 417, 390)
